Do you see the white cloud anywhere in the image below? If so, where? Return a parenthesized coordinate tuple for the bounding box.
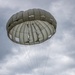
(60, 68, 75, 75)
(0, 46, 50, 75)
(49, 0, 75, 23)
(0, 0, 33, 10)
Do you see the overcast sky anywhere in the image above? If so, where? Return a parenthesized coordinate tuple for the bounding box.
(0, 0, 75, 75)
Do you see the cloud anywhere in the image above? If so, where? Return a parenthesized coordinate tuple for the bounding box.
(0, 46, 50, 75)
(49, 0, 75, 21)
(0, 0, 33, 10)
(49, 0, 75, 32)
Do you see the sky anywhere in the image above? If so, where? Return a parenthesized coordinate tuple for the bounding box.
(0, 0, 75, 75)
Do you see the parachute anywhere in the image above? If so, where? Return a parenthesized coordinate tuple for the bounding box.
(6, 8, 57, 45)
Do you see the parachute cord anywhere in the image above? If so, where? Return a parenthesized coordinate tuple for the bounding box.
(13, 43, 50, 75)
(35, 49, 39, 75)
(21, 46, 33, 73)
(26, 46, 33, 73)
(43, 48, 50, 75)
(13, 43, 32, 72)
(27, 47, 40, 75)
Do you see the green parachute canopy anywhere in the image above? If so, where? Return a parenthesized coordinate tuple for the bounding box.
(6, 8, 57, 45)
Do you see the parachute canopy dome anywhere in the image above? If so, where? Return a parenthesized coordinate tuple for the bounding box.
(6, 8, 57, 45)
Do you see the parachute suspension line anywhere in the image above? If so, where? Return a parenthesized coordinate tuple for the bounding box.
(19, 23, 24, 44)
(35, 49, 39, 74)
(14, 25, 20, 42)
(36, 20, 48, 40)
(42, 21, 52, 38)
(23, 21, 33, 71)
(34, 21, 44, 43)
(13, 43, 33, 72)
(26, 21, 30, 43)
(26, 46, 34, 72)
(32, 22, 39, 43)
(11, 24, 19, 48)
(37, 21, 48, 37)
(30, 21, 35, 44)
(43, 48, 50, 75)
(21, 46, 32, 72)
(26, 21, 34, 70)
